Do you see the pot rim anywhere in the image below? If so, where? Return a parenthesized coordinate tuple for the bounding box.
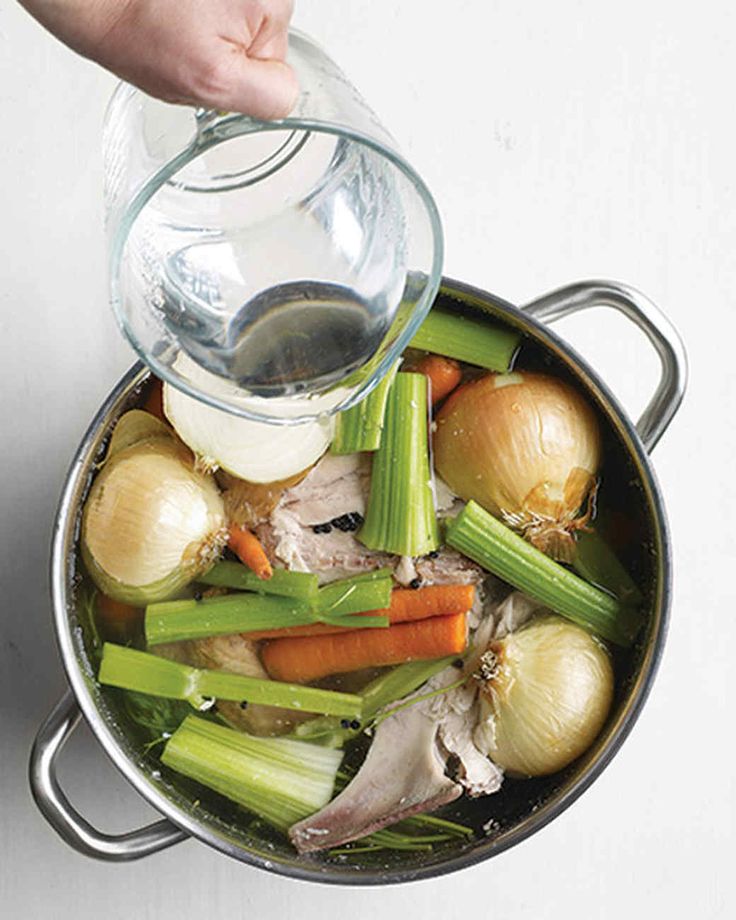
(48, 277, 673, 884)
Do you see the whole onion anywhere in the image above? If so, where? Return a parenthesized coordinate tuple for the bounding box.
(434, 372, 601, 560)
(473, 615, 614, 776)
(82, 428, 228, 604)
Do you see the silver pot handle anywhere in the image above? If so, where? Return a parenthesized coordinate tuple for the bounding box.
(522, 280, 687, 452)
(29, 691, 188, 861)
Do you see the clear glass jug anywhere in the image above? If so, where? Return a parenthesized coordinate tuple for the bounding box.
(103, 29, 443, 424)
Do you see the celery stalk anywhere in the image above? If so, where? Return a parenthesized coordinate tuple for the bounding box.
(146, 593, 314, 645)
(410, 308, 521, 371)
(99, 643, 362, 717)
(145, 574, 393, 646)
(161, 716, 343, 830)
(573, 529, 644, 607)
(316, 575, 392, 616)
(332, 364, 398, 454)
(358, 373, 439, 556)
(446, 501, 641, 645)
(199, 561, 318, 600)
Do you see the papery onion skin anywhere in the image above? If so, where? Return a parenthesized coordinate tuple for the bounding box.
(434, 372, 601, 561)
(82, 439, 228, 605)
(474, 615, 614, 777)
(163, 382, 333, 484)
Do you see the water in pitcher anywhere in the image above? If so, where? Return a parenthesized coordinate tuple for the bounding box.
(160, 274, 388, 399)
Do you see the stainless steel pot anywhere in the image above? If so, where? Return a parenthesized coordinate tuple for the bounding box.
(29, 279, 686, 884)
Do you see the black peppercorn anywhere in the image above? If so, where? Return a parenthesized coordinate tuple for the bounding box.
(193, 591, 203, 602)
(330, 513, 357, 532)
(427, 550, 440, 559)
(239, 701, 249, 710)
(350, 719, 361, 730)
(409, 577, 422, 590)
(312, 522, 332, 534)
(452, 658, 464, 669)
(444, 753, 462, 781)
(340, 719, 350, 729)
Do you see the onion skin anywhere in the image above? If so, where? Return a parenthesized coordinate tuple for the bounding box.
(82, 439, 227, 605)
(434, 372, 601, 561)
(474, 616, 614, 777)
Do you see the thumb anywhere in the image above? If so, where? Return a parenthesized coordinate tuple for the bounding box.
(219, 55, 299, 120)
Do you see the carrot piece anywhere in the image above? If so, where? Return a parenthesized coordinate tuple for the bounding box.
(261, 612, 468, 683)
(228, 525, 273, 580)
(142, 377, 165, 421)
(243, 583, 475, 641)
(388, 583, 474, 622)
(97, 594, 140, 624)
(414, 354, 463, 404)
(97, 594, 141, 639)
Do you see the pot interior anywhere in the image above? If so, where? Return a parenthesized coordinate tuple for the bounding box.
(57, 282, 667, 883)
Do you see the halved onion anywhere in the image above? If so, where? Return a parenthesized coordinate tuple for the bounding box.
(434, 372, 601, 560)
(163, 383, 333, 483)
(82, 431, 227, 605)
(474, 615, 614, 776)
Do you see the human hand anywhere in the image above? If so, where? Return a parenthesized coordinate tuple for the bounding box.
(20, 0, 298, 119)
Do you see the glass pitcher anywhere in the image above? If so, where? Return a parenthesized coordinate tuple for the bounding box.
(103, 29, 443, 424)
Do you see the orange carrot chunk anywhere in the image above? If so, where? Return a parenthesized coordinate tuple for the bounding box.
(243, 583, 475, 641)
(388, 583, 474, 622)
(414, 354, 463, 404)
(228, 525, 273, 580)
(261, 612, 468, 683)
(97, 594, 141, 624)
(97, 594, 142, 640)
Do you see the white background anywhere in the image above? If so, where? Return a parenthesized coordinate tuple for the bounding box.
(1, 1, 733, 917)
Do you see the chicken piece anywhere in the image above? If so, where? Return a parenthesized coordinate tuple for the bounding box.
(492, 591, 542, 638)
(423, 664, 502, 797)
(415, 548, 485, 587)
(279, 453, 371, 525)
(258, 506, 391, 584)
(289, 704, 462, 853)
(417, 590, 510, 797)
(257, 453, 488, 587)
(156, 634, 310, 736)
(289, 590, 518, 852)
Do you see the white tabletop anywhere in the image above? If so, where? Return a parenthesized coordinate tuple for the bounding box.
(1, 1, 732, 917)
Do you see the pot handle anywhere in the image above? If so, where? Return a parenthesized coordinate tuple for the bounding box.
(522, 280, 687, 452)
(29, 691, 188, 861)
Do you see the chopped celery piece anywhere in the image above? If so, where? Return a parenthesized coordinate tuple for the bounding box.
(99, 643, 362, 717)
(146, 593, 314, 645)
(295, 655, 455, 746)
(358, 373, 439, 556)
(199, 561, 318, 600)
(446, 501, 641, 646)
(573, 529, 644, 607)
(161, 716, 343, 830)
(332, 364, 398, 454)
(410, 307, 521, 371)
(145, 574, 393, 646)
(317, 575, 392, 617)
